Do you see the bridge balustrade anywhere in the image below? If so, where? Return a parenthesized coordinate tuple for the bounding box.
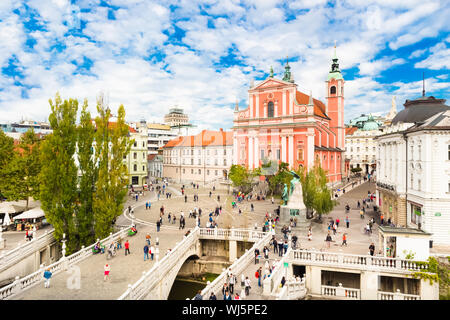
(0, 229, 56, 273)
(199, 231, 272, 298)
(0, 226, 131, 300)
(290, 249, 429, 273)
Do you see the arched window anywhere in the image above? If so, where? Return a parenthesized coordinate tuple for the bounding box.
(133, 164, 137, 171)
(268, 101, 274, 117)
(330, 86, 336, 95)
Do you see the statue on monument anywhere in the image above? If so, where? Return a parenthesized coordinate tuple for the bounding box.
(288, 170, 301, 196)
(282, 183, 289, 205)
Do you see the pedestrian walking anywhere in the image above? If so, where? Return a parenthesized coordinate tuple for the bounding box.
(209, 292, 217, 300)
(325, 232, 332, 248)
(104, 264, 110, 281)
(271, 196, 274, 204)
(369, 243, 375, 256)
(244, 277, 251, 296)
(273, 238, 278, 253)
(229, 273, 236, 294)
(144, 244, 149, 261)
(146, 233, 151, 245)
(150, 245, 154, 260)
(254, 248, 260, 264)
(278, 241, 284, 257)
(336, 218, 340, 228)
(125, 240, 130, 256)
(342, 233, 347, 246)
(193, 290, 203, 300)
(43, 268, 52, 288)
(345, 216, 350, 228)
(251, 204, 254, 212)
(380, 214, 384, 225)
(307, 228, 312, 241)
(241, 274, 245, 287)
(156, 220, 161, 232)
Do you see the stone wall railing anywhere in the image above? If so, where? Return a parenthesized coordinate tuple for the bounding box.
(321, 284, 360, 300)
(198, 228, 266, 242)
(291, 249, 429, 274)
(377, 290, 420, 300)
(0, 226, 131, 300)
(263, 248, 291, 296)
(276, 278, 306, 300)
(199, 231, 272, 298)
(0, 229, 56, 273)
(118, 226, 200, 300)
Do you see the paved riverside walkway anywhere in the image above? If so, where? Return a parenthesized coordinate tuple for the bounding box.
(13, 226, 185, 300)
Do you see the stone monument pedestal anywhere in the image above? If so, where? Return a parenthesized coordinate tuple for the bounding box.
(280, 205, 310, 233)
(279, 180, 310, 233)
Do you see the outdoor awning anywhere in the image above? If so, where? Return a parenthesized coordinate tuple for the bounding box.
(13, 207, 45, 220)
(0, 202, 24, 214)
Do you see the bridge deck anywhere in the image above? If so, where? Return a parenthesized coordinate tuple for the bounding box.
(13, 226, 185, 300)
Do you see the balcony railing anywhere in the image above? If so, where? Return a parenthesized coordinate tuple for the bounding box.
(377, 290, 420, 300)
(321, 284, 360, 300)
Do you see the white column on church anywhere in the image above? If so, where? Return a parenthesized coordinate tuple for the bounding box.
(307, 131, 314, 169)
(281, 135, 287, 163)
(233, 133, 238, 165)
(288, 134, 294, 168)
(254, 135, 259, 168)
(248, 136, 254, 169)
(255, 94, 259, 118)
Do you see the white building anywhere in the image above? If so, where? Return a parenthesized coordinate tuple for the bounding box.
(148, 154, 163, 178)
(376, 94, 450, 246)
(345, 115, 382, 175)
(162, 129, 233, 185)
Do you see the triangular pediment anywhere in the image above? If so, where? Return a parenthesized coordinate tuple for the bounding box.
(252, 77, 294, 90)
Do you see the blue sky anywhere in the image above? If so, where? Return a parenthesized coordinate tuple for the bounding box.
(0, 0, 449, 131)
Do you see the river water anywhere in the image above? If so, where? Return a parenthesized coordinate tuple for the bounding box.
(168, 280, 207, 300)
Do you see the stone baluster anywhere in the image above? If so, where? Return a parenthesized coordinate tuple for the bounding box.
(11, 276, 21, 296)
(338, 254, 344, 265)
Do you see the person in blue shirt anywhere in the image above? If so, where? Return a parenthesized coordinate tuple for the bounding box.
(43, 269, 52, 288)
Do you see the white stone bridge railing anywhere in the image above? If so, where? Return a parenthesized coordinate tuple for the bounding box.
(0, 229, 56, 273)
(118, 228, 269, 300)
(0, 226, 131, 300)
(118, 226, 201, 300)
(290, 249, 430, 274)
(276, 278, 306, 300)
(198, 231, 272, 298)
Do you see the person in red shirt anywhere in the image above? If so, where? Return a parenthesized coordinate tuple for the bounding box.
(125, 240, 130, 256)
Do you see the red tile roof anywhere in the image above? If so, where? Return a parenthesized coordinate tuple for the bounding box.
(163, 130, 233, 148)
(345, 126, 358, 135)
(295, 91, 329, 119)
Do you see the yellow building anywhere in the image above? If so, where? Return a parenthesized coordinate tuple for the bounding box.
(125, 126, 148, 186)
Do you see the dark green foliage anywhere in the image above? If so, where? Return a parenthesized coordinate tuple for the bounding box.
(40, 93, 79, 253)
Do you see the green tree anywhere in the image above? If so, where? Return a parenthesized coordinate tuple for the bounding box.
(40, 93, 79, 253)
(229, 164, 253, 193)
(76, 100, 97, 245)
(93, 100, 132, 239)
(0, 130, 15, 199)
(268, 162, 291, 196)
(1, 129, 42, 209)
(310, 165, 336, 220)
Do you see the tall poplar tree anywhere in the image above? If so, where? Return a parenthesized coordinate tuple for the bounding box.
(76, 100, 97, 245)
(93, 98, 131, 238)
(40, 93, 79, 253)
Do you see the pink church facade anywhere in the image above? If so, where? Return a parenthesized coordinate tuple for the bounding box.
(232, 52, 345, 184)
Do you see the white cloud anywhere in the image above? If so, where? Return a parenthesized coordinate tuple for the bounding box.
(415, 42, 450, 70)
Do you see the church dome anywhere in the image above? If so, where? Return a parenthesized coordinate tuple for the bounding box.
(362, 120, 379, 131)
(392, 96, 449, 124)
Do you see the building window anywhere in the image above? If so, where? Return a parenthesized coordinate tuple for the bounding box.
(277, 149, 280, 160)
(215, 170, 218, 176)
(134, 142, 137, 147)
(215, 159, 218, 166)
(224, 149, 226, 155)
(133, 153, 137, 159)
(215, 149, 218, 155)
(176, 168, 178, 173)
(198, 169, 201, 174)
(142, 142, 145, 147)
(224, 159, 227, 166)
(207, 170, 210, 175)
(268, 101, 274, 117)
(411, 174, 414, 189)
(191, 169, 193, 174)
(191, 149, 194, 155)
(297, 148, 304, 161)
(183, 169, 185, 174)
(418, 179, 421, 191)
(142, 165, 145, 171)
(133, 164, 137, 171)
(448, 145, 450, 160)
(261, 149, 264, 159)
(191, 159, 194, 165)
(330, 86, 336, 95)
(143, 152, 145, 159)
